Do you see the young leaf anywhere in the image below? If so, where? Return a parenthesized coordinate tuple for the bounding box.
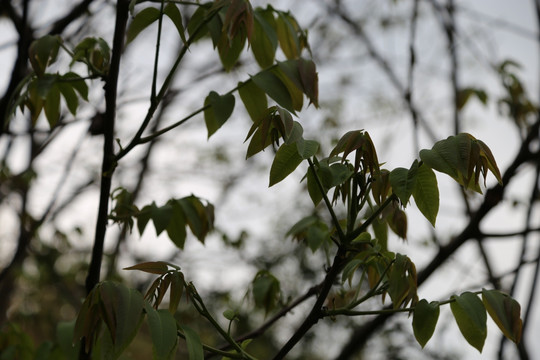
(98, 282, 144, 356)
(450, 292, 487, 352)
(29, 35, 61, 76)
(251, 69, 294, 113)
(238, 80, 268, 123)
(204, 91, 236, 138)
(412, 299, 440, 348)
(482, 289, 522, 344)
(412, 163, 439, 226)
(73, 289, 102, 353)
(269, 142, 303, 186)
(126, 7, 161, 44)
(169, 271, 185, 314)
(144, 303, 178, 360)
(112, 285, 145, 355)
(419, 133, 501, 193)
(123, 261, 169, 275)
(179, 325, 204, 360)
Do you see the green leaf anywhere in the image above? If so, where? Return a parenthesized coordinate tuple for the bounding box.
(251, 10, 278, 68)
(482, 289, 522, 344)
(277, 60, 303, 94)
(65, 72, 89, 100)
(389, 161, 418, 205)
(305, 160, 337, 206)
(269, 142, 303, 186)
(420, 134, 467, 183)
(412, 163, 439, 226)
(126, 7, 161, 44)
(151, 203, 173, 236)
(113, 285, 144, 355)
(298, 58, 319, 107)
(286, 215, 318, 237)
(284, 120, 303, 145)
(43, 84, 61, 127)
(204, 91, 236, 138)
(273, 66, 303, 111)
(275, 12, 299, 59)
(296, 139, 319, 160)
(164, 3, 187, 44)
(177, 196, 213, 243)
(137, 204, 153, 235)
(218, 30, 246, 72)
(166, 201, 187, 249)
(123, 261, 169, 275)
(145, 303, 178, 360)
(251, 69, 294, 113)
(341, 258, 364, 284)
(179, 325, 204, 360)
(450, 292, 487, 352)
(419, 133, 501, 193)
(252, 271, 280, 315)
(413, 299, 440, 348)
(57, 82, 78, 115)
(239, 80, 268, 123)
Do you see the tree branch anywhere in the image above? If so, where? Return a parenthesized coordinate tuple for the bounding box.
(85, 0, 130, 295)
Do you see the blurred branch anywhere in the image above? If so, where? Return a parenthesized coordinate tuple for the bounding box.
(49, 0, 95, 35)
(328, 1, 437, 144)
(0, 0, 32, 135)
(406, 0, 420, 152)
(273, 247, 347, 359)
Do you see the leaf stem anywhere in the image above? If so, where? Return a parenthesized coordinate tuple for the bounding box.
(187, 284, 257, 360)
(150, 0, 166, 101)
(307, 158, 346, 242)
